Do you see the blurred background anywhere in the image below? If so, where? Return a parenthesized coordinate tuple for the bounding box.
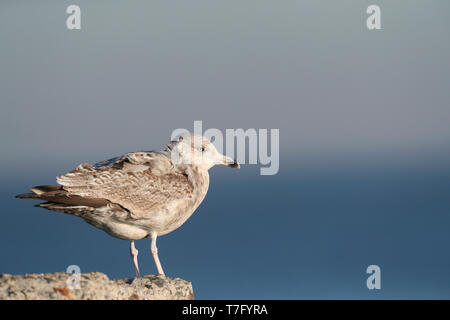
(1, 0, 450, 299)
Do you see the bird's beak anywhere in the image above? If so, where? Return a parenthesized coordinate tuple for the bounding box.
(222, 156, 240, 168)
(166, 141, 177, 151)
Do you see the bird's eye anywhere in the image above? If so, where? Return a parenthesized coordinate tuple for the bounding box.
(200, 147, 206, 152)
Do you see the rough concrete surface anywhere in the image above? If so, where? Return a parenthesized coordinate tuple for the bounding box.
(0, 272, 194, 300)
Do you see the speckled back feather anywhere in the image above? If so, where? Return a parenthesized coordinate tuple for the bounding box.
(56, 151, 194, 218)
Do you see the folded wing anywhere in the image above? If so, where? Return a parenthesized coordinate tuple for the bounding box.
(55, 151, 194, 219)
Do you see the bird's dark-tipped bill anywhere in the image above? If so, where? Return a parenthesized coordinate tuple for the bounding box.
(227, 160, 240, 168)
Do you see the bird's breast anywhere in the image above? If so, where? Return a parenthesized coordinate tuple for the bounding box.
(155, 167, 210, 236)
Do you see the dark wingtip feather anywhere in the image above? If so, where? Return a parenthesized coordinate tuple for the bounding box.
(15, 193, 36, 199)
(16, 185, 62, 199)
(30, 185, 62, 195)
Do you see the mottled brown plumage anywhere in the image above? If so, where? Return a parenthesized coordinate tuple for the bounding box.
(16, 133, 239, 276)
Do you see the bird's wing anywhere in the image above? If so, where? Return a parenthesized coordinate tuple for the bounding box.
(57, 151, 194, 218)
(93, 151, 174, 174)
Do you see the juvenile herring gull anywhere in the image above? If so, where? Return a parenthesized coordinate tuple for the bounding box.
(16, 133, 239, 276)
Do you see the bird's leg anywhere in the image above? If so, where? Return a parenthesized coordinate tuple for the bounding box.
(150, 233, 165, 276)
(129, 240, 141, 278)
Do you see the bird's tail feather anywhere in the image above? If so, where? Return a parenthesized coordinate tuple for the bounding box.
(16, 185, 62, 199)
(15, 185, 109, 208)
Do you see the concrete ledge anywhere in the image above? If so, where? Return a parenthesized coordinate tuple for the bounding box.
(0, 272, 194, 300)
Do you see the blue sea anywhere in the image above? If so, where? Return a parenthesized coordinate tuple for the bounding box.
(2, 160, 450, 299)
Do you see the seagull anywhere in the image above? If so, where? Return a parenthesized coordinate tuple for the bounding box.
(16, 133, 239, 277)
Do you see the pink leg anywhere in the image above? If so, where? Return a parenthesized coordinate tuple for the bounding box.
(130, 240, 141, 277)
(150, 233, 165, 276)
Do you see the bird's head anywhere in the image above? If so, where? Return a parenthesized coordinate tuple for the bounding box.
(167, 133, 239, 170)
